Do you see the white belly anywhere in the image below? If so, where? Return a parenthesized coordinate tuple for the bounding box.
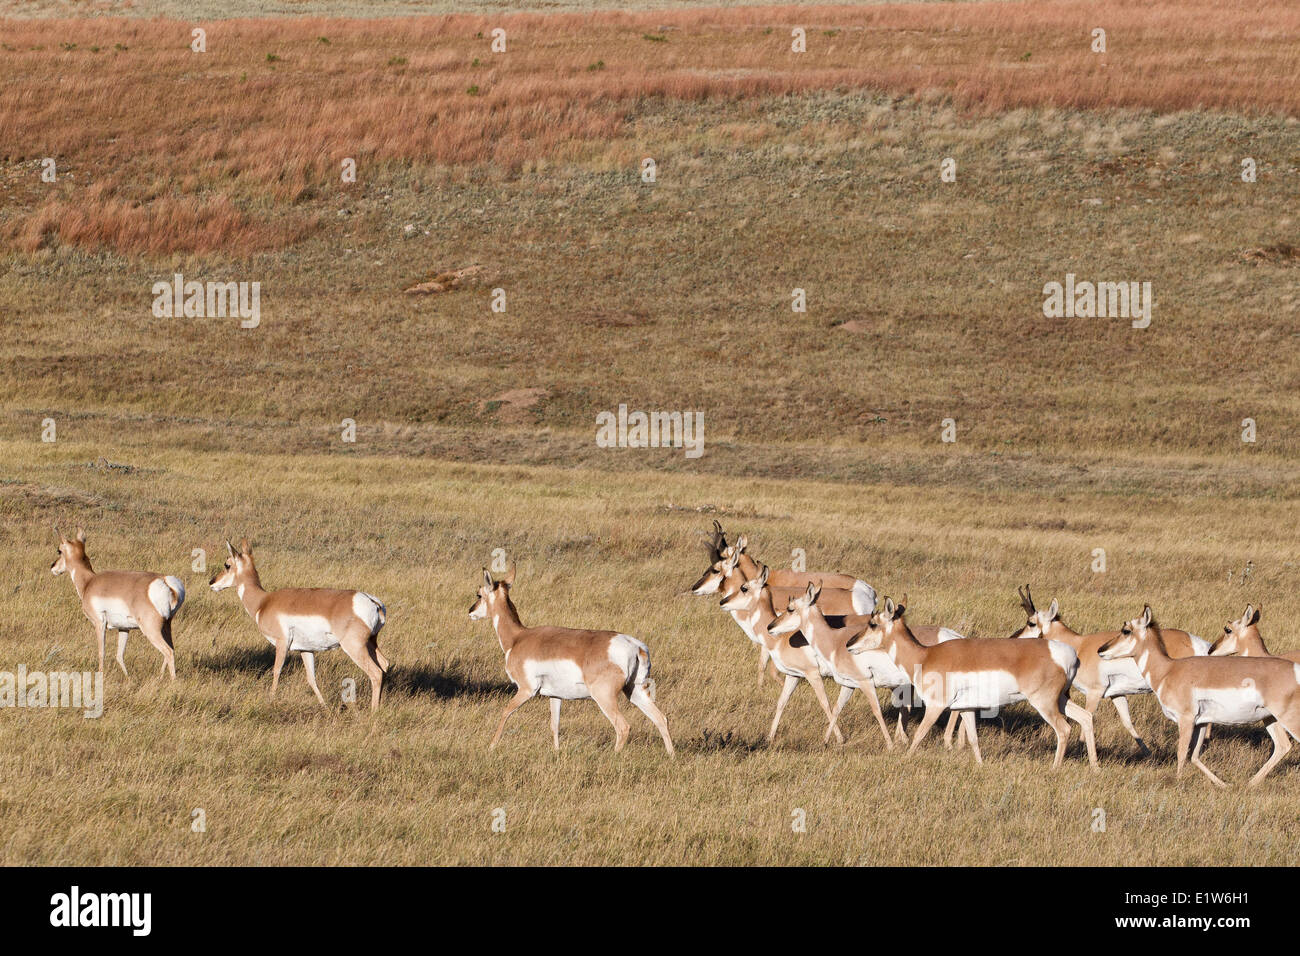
(1192, 686, 1270, 725)
(851, 649, 910, 689)
(270, 614, 340, 653)
(524, 659, 589, 700)
(1099, 657, 1151, 698)
(941, 670, 1025, 711)
(90, 596, 138, 631)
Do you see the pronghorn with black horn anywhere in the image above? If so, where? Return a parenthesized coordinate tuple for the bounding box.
(1098, 605, 1300, 787)
(50, 526, 185, 679)
(470, 564, 674, 755)
(209, 539, 388, 709)
(768, 583, 972, 750)
(1008, 585, 1210, 754)
(718, 564, 846, 744)
(694, 524, 876, 614)
(858, 597, 1098, 767)
(693, 538, 875, 688)
(1209, 604, 1300, 664)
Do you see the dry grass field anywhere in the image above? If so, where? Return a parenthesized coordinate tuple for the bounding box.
(1, 0, 1299, 866)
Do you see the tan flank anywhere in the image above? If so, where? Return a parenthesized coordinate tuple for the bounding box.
(469, 565, 673, 755)
(50, 526, 185, 680)
(209, 539, 388, 709)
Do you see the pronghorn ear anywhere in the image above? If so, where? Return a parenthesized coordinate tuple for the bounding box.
(1046, 598, 1059, 621)
(53, 524, 65, 543)
(757, 565, 769, 587)
(806, 582, 820, 605)
(882, 597, 895, 619)
(735, 534, 747, 553)
(225, 539, 236, 558)
(75, 527, 86, 543)
(1140, 605, 1153, 627)
(504, 562, 516, 587)
(482, 568, 493, 590)
(1245, 604, 1259, 626)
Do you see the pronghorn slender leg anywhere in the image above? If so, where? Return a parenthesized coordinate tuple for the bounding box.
(269, 635, 288, 699)
(906, 705, 945, 756)
(138, 618, 175, 682)
(160, 618, 176, 679)
(962, 712, 982, 763)
(756, 645, 770, 689)
(1174, 718, 1196, 780)
(339, 627, 384, 709)
(1108, 694, 1149, 754)
(490, 686, 536, 749)
(1026, 694, 1072, 767)
(549, 697, 561, 750)
(373, 645, 391, 674)
(858, 684, 894, 750)
(94, 613, 107, 675)
(1249, 718, 1295, 788)
(1064, 700, 1099, 768)
(805, 673, 844, 744)
(944, 711, 962, 750)
(825, 685, 854, 744)
(589, 679, 631, 752)
(299, 651, 327, 708)
(1189, 723, 1229, 788)
(627, 683, 674, 755)
(767, 675, 800, 743)
(115, 630, 130, 678)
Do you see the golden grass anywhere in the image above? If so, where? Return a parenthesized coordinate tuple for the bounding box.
(2, 1, 1298, 253)
(3, 435, 1300, 865)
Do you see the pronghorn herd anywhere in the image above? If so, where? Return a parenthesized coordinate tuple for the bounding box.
(45, 522, 1300, 788)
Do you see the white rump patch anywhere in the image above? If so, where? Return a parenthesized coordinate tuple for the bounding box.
(609, 634, 649, 686)
(851, 580, 877, 615)
(935, 628, 965, 644)
(148, 576, 185, 620)
(1047, 639, 1079, 680)
(352, 592, 385, 634)
(1188, 634, 1212, 656)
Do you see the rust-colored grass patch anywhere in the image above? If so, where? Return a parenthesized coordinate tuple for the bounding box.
(1, 2, 1297, 255)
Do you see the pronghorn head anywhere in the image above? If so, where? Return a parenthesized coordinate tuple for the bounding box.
(694, 546, 744, 597)
(1007, 585, 1059, 639)
(853, 595, 904, 652)
(1098, 604, 1154, 659)
(470, 563, 515, 619)
(49, 526, 87, 576)
(210, 538, 255, 592)
(719, 533, 748, 563)
(1209, 603, 1261, 656)
(719, 563, 767, 613)
(690, 521, 733, 594)
(769, 581, 821, 636)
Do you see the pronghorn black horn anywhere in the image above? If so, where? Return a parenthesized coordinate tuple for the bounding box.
(1019, 584, 1036, 614)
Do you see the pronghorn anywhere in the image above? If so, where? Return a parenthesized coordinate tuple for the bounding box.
(209, 539, 388, 709)
(694, 543, 875, 688)
(50, 527, 185, 679)
(858, 597, 1098, 767)
(1009, 585, 1210, 754)
(1098, 605, 1300, 787)
(1209, 604, 1300, 664)
(718, 565, 846, 744)
(768, 583, 972, 750)
(469, 565, 674, 755)
(693, 522, 876, 615)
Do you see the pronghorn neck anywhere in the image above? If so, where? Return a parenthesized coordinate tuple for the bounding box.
(236, 567, 268, 619)
(1240, 627, 1271, 657)
(65, 553, 95, 597)
(1136, 628, 1174, 685)
(748, 589, 781, 647)
(1042, 619, 1082, 646)
(490, 592, 525, 652)
(802, 605, 836, 654)
(887, 620, 925, 669)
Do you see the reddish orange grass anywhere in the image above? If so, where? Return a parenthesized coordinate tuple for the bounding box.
(1, 1, 1296, 255)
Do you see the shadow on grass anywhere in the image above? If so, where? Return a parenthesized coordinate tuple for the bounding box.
(190, 647, 514, 701)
